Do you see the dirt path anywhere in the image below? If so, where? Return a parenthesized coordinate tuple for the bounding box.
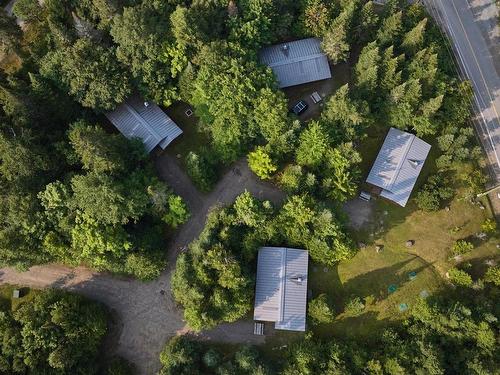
(0, 156, 285, 375)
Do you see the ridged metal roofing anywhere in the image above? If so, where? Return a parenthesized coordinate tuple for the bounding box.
(254, 247, 309, 332)
(366, 127, 431, 207)
(105, 96, 182, 153)
(259, 38, 332, 88)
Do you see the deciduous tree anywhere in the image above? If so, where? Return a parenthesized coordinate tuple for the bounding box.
(248, 146, 277, 179)
(40, 38, 131, 111)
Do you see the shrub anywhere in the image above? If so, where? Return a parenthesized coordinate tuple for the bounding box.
(163, 195, 190, 228)
(450, 240, 474, 257)
(124, 253, 164, 281)
(481, 218, 497, 234)
(308, 293, 335, 324)
(448, 267, 473, 287)
(12, 0, 41, 22)
(344, 296, 365, 316)
(415, 174, 453, 211)
(279, 164, 303, 193)
(203, 348, 222, 369)
(106, 357, 135, 375)
(185, 150, 217, 192)
(247, 146, 277, 179)
(159, 336, 201, 374)
(462, 170, 487, 201)
(484, 266, 500, 286)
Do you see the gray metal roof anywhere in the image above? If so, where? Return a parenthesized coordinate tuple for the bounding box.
(253, 247, 309, 332)
(366, 127, 431, 207)
(105, 96, 182, 153)
(259, 38, 332, 88)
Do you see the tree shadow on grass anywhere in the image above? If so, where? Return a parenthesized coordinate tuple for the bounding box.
(313, 311, 395, 342)
(309, 256, 436, 323)
(340, 256, 434, 304)
(457, 254, 500, 280)
(309, 262, 344, 307)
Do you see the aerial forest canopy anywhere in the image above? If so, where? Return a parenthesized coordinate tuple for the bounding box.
(0, 290, 108, 374)
(0, 0, 484, 289)
(164, 0, 483, 332)
(0, 0, 497, 374)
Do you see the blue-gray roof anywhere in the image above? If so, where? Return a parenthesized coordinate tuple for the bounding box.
(259, 38, 332, 88)
(254, 247, 309, 332)
(105, 96, 182, 153)
(366, 128, 431, 207)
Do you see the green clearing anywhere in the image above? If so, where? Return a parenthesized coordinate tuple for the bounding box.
(302, 127, 499, 340)
(304, 191, 498, 340)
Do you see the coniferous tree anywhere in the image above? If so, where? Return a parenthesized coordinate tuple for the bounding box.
(320, 84, 370, 143)
(354, 41, 380, 99)
(379, 45, 404, 94)
(401, 18, 427, 54)
(377, 10, 403, 47)
(299, 0, 333, 37)
(321, 19, 350, 64)
(296, 121, 329, 168)
(407, 47, 438, 93)
(357, 1, 379, 41)
(321, 2, 357, 64)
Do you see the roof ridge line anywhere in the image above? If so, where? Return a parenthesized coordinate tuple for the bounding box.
(385, 131, 416, 193)
(278, 248, 287, 325)
(123, 103, 162, 142)
(266, 53, 326, 68)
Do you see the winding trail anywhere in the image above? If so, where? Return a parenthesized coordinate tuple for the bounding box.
(0, 155, 285, 375)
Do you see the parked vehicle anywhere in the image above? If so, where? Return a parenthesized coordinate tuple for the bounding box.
(291, 100, 308, 115)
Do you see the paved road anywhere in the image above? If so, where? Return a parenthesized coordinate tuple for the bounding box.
(424, 0, 500, 183)
(0, 155, 285, 375)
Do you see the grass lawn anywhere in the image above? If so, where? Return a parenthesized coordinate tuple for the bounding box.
(163, 101, 211, 161)
(0, 284, 34, 312)
(308, 190, 498, 340)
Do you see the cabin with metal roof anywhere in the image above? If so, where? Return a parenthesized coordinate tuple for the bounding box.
(253, 247, 309, 332)
(259, 38, 332, 88)
(366, 127, 431, 207)
(105, 96, 182, 153)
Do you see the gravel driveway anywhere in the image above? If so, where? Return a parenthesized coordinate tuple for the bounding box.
(0, 155, 285, 375)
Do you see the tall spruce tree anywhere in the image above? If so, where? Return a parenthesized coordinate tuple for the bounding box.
(377, 10, 403, 47)
(401, 18, 428, 54)
(354, 41, 380, 99)
(379, 45, 404, 93)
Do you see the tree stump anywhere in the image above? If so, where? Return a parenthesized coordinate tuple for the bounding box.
(405, 240, 415, 247)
